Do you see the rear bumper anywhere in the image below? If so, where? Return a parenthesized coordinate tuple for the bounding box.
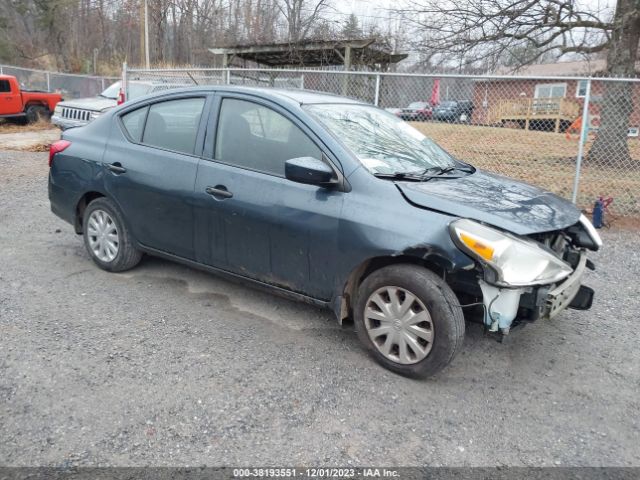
(399, 113, 429, 120)
(48, 174, 77, 226)
(433, 112, 457, 120)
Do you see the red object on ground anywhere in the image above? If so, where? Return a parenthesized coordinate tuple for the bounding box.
(566, 116, 583, 139)
(600, 196, 614, 212)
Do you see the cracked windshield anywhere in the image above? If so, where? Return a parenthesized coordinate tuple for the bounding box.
(305, 103, 460, 175)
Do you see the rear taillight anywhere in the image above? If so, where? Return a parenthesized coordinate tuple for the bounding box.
(49, 140, 71, 167)
(117, 88, 125, 105)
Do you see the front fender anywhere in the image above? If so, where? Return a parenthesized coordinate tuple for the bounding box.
(329, 170, 475, 321)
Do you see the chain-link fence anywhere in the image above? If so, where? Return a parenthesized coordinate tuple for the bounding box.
(0, 64, 118, 99)
(125, 66, 640, 224)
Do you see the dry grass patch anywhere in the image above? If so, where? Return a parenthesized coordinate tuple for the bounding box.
(19, 143, 50, 152)
(411, 122, 640, 219)
(0, 118, 55, 133)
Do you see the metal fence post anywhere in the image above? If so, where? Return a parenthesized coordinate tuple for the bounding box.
(46, 72, 50, 92)
(374, 74, 381, 106)
(101, 78, 105, 91)
(571, 78, 592, 204)
(225, 68, 231, 85)
(122, 62, 127, 101)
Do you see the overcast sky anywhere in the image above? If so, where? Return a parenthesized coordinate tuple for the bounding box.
(333, 0, 617, 25)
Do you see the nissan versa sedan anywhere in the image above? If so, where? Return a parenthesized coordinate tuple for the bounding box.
(48, 86, 601, 378)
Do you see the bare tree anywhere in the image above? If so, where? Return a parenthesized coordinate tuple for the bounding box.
(276, 0, 330, 43)
(395, 0, 640, 166)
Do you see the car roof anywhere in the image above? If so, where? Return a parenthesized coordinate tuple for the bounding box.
(131, 85, 368, 107)
(258, 87, 366, 105)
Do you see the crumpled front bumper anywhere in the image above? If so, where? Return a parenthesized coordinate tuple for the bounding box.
(479, 251, 594, 332)
(543, 252, 593, 320)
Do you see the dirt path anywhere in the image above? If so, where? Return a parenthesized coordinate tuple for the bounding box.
(0, 128, 60, 151)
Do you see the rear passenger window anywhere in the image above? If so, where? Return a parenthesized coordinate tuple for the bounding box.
(121, 106, 148, 142)
(141, 97, 205, 155)
(0, 80, 11, 93)
(215, 98, 321, 176)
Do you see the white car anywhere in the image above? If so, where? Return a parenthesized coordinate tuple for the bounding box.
(51, 81, 189, 130)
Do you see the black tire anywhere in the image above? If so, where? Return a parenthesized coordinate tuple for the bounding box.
(24, 104, 49, 124)
(354, 264, 465, 378)
(82, 197, 142, 272)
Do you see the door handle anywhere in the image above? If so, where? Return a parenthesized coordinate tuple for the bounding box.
(107, 163, 126, 174)
(205, 185, 233, 199)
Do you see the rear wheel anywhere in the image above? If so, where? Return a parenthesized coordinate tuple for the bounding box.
(82, 197, 142, 272)
(354, 264, 465, 378)
(24, 104, 49, 124)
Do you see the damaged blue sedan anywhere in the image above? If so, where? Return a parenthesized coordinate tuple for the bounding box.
(48, 87, 601, 378)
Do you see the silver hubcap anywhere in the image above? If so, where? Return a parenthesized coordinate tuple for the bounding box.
(87, 209, 119, 262)
(364, 286, 434, 364)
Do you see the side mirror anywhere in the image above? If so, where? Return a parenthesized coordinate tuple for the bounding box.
(285, 157, 336, 187)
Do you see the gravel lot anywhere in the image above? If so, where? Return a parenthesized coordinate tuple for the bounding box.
(1, 149, 639, 467)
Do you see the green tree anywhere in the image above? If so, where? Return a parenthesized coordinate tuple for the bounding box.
(342, 13, 361, 39)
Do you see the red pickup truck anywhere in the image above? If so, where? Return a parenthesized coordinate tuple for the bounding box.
(0, 74, 62, 123)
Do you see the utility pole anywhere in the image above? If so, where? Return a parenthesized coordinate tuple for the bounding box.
(93, 48, 99, 74)
(139, 0, 150, 68)
(144, 0, 150, 68)
(139, 0, 145, 66)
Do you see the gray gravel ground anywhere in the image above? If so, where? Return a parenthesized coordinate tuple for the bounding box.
(1, 150, 639, 467)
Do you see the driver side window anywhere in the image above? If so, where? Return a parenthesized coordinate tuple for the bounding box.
(215, 98, 321, 176)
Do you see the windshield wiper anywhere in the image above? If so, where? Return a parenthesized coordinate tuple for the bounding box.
(414, 165, 474, 177)
(373, 172, 426, 181)
(373, 165, 475, 182)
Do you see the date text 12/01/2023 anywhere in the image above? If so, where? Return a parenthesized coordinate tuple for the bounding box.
(232, 468, 400, 477)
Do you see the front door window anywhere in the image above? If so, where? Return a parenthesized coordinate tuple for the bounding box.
(215, 98, 322, 176)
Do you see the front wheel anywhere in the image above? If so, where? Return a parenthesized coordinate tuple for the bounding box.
(354, 264, 465, 378)
(83, 197, 142, 272)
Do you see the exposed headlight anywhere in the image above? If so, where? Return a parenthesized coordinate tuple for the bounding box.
(450, 219, 573, 287)
(89, 111, 101, 120)
(54, 105, 62, 115)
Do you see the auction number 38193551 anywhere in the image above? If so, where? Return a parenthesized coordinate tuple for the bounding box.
(232, 468, 400, 478)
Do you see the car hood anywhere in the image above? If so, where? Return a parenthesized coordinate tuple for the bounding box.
(397, 170, 581, 235)
(57, 96, 117, 112)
